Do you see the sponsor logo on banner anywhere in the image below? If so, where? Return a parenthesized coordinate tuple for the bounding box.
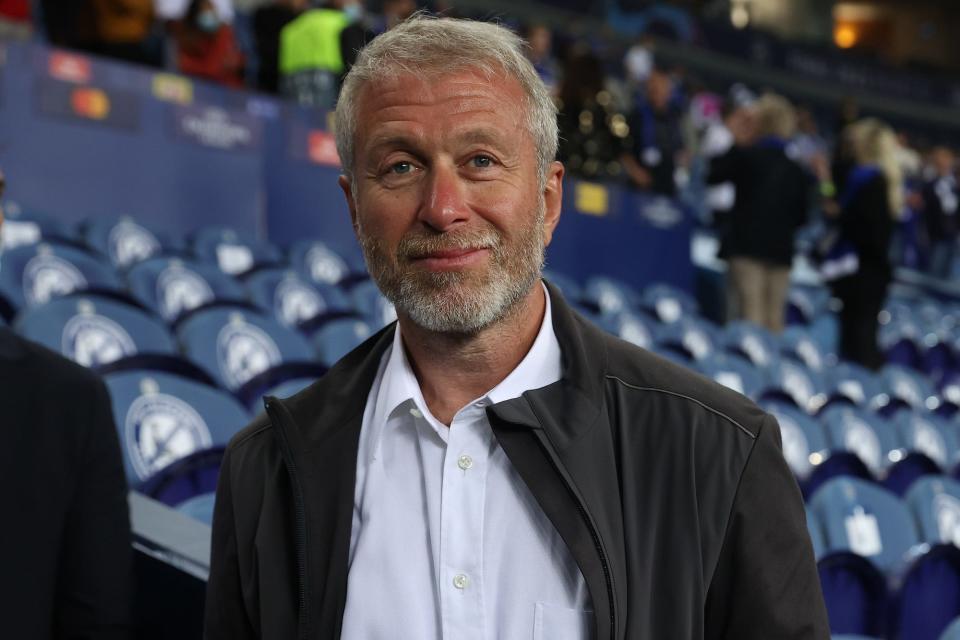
(174, 105, 262, 151)
(639, 197, 683, 229)
(49, 51, 92, 83)
(36, 78, 140, 129)
(308, 130, 341, 167)
(152, 73, 193, 105)
(574, 182, 609, 216)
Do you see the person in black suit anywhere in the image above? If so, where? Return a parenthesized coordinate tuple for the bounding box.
(0, 171, 133, 639)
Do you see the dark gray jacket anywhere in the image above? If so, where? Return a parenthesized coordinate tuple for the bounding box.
(205, 283, 830, 639)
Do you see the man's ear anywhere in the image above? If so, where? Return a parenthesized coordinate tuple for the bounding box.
(338, 174, 359, 233)
(542, 161, 564, 247)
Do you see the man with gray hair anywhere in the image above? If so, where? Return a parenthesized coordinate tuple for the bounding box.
(206, 16, 829, 639)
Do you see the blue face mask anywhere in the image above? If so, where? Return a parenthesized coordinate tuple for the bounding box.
(343, 3, 363, 22)
(197, 9, 220, 33)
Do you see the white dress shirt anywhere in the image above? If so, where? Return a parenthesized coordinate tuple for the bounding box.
(341, 284, 593, 640)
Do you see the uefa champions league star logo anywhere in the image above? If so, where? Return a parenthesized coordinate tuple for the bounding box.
(305, 244, 348, 284)
(125, 388, 212, 480)
(275, 275, 325, 326)
(61, 308, 136, 367)
(156, 262, 214, 320)
(217, 315, 282, 389)
(22, 251, 87, 306)
(109, 219, 161, 268)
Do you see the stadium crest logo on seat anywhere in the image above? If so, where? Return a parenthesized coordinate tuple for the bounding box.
(275, 277, 325, 326)
(305, 245, 348, 284)
(217, 319, 282, 389)
(934, 493, 960, 547)
(109, 220, 161, 268)
(62, 312, 136, 367)
(23, 253, 87, 305)
(125, 392, 213, 480)
(156, 264, 214, 320)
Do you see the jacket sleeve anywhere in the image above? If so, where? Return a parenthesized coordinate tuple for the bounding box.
(205, 445, 257, 639)
(703, 413, 831, 640)
(56, 377, 133, 639)
(706, 146, 743, 185)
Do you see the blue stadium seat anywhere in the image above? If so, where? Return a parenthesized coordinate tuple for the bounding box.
(823, 363, 884, 412)
(177, 493, 216, 525)
(0, 241, 123, 311)
(104, 370, 250, 482)
(177, 306, 317, 392)
(808, 507, 826, 559)
(905, 476, 960, 546)
(311, 317, 374, 367)
(190, 226, 283, 276)
(348, 279, 397, 328)
(722, 321, 778, 368)
(878, 365, 939, 416)
(694, 353, 763, 398)
(656, 316, 717, 361)
(82, 216, 179, 269)
(818, 551, 888, 638)
(1, 204, 76, 248)
(809, 476, 919, 573)
(288, 239, 360, 286)
(582, 276, 641, 316)
(602, 311, 658, 350)
(14, 294, 175, 367)
(879, 317, 923, 370)
(543, 270, 582, 303)
(780, 326, 829, 373)
(892, 411, 960, 473)
(941, 617, 960, 640)
(820, 406, 904, 479)
(127, 257, 247, 322)
(786, 285, 830, 326)
(639, 283, 698, 324)
(244, 267, 352, 328)
(138, 446, 224, 524)
(759, 358, 826, 414)
(763, 402, 830, 481)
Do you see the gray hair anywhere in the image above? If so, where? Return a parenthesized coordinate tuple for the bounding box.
(334, 15, 558, 185)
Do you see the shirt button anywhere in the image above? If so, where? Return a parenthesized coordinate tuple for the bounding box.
(409, 407, 423, 419)
(457, 454, 473, 471)
(453, 574, 469, 590)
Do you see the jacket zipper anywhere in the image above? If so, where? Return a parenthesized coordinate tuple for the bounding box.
(532, 429, 617, 640)
(264, 398, 310, 640)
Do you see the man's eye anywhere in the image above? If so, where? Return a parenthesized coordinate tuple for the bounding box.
(471, 155, 494, 168)
(390, 162, 413, 175)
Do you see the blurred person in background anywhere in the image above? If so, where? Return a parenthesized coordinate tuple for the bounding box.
(524, 23, 561, 96)
(91, 0, 163, 67)
(174, 0, 245, 87)
(621, 67, 684, 196)
(379, 0, 416, 32)
(825, 118, 903, 370)
(39, 0, 97, 49)
(707, 93, 812, 333)
(921, 146, 958, 279)
(253, 0, 307, 93)
(0, 170, 133, 640)
(0, 0, 31, 38)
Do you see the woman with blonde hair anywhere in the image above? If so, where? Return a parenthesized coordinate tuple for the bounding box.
(828, 117, 903, 369)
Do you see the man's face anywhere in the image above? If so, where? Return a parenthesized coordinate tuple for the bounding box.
(339, 69, 563, 334)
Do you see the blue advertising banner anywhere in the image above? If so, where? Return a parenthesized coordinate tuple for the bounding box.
(171, 104, 262, 151)
(35, 77, 141, 130)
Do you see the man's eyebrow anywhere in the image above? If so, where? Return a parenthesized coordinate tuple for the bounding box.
(365, 134, 423, 155)
(453, 129, 512, 148)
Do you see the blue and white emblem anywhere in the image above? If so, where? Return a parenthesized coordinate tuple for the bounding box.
(217, 315, 282, 389)
(125, 383, 212, 479)
(843, 414, 882, 474)
(61, 302, 136, 367)
(275, 275, 325, 326)
(109, 219, 161, 268)
(935, 491, 960, 547)
(22, 250, 87, 306)
(156, 262, 214, 320)
(911, 416, 947, 468)
(305, 244, 349, 284)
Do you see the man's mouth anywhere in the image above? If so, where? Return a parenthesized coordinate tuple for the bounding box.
(409, 246, 491, 270)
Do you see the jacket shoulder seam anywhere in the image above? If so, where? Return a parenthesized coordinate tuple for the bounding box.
(604, 374, 757, 439)
(230, 422, 274, 449)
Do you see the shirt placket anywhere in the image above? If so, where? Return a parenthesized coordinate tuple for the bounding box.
(438, 404, 491, 640)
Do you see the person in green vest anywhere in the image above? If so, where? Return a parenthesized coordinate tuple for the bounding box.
(279, 0, 366, 109)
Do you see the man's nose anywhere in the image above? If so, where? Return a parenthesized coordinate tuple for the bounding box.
(418, 163, 469, 232)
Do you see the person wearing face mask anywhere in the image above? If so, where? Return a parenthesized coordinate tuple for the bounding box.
(174, 0, 245, 87)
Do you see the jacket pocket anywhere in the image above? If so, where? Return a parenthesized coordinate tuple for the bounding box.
(533, 602, 594, 640)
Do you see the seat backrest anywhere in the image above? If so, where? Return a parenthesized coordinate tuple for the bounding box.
(640, 283, 698, 324)
(694, 352, 764, 398)
(14, 295, 174, 367)
(288, 239, 356, 286)
(347, 279, 397, 328)
(826, 362, 884, 408)
(809, 476, 920, 573)
(780, 326, 827, 373)
(807, 507, 826, 559)
(656, 316, 717, 361)
(893, 410, 959, 471)
(2, 205, 76, 248)
(127, 257, 246, 322)
(104, 370, 251, 482)
(83, 217, 172, 269)
(762, 359, 825, 414)
(905, 476, 960, 547)
(821, 406, 904, 477)
(190, 226, 282, 276)
(940, 616, 960, 640)
(311, 317, 374, 367)
(722, 321, 778, 368)
(583, 276, 641, 317)
(177, 306, 316, 391)
(244, 268, 351, 327)
(764, 401, 830, 480)
(881, 365, 937, 413)
(610, 311, 657, 350)
(0, 242, 122, 310)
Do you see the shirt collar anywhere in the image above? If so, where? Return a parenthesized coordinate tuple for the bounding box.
(369, 281, 562, 446)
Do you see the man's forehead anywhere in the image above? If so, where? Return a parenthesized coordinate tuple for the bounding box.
(355, 67, 525, 114)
